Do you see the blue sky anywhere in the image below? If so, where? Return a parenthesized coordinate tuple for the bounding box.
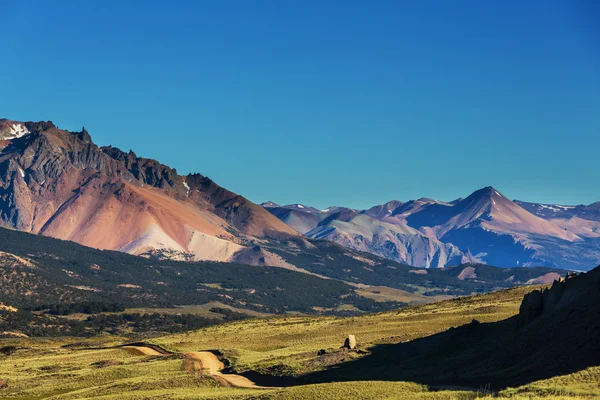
(1, 0, 598, 209)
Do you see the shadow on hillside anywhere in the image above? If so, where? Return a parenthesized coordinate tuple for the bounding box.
(314, 312, 599, 390)
(243, 312, 600, 390)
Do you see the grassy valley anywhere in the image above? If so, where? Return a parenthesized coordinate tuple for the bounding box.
(0, 224, 597, 399)
(1, 283, 599, 399)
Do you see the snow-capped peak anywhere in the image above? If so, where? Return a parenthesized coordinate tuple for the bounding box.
(260, 201, 280, 208)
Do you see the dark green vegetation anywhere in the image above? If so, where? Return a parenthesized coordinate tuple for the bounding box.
(0, 308, 241, 337)
(0, 227, 402, 336)
(0, 227, 363, 311)
(30, 302, 126, 315)
(0, 226, 567, 338)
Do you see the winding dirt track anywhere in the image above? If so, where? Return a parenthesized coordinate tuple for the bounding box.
(117, 344, 266, 388)
(183, 352, 266, 388)
(120, 345, 169, 356)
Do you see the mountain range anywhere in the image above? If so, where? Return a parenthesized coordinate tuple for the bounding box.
(2, 118, 597, 274)
(262, 188, 600, 271)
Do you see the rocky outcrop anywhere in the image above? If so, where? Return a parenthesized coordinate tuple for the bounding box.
(518, 272, 579, 326)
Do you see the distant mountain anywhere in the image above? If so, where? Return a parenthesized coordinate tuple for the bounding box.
(306, 213, 472, 268)
(265, 187, 600, 270)
(261, 202, 352, 235)
(515, 200, 600, 239)
(260, 201, 280, 208)
(515, 200, 600, 221)
(261, 202, 465, 268)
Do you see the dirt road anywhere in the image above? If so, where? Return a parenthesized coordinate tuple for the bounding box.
(117, 344, 266, 388)
(120, 345, 169, 356)
(183, 351, 266, 388)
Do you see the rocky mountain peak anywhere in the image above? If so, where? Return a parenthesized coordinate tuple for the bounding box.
(364, 200, 403, 219)
(469, 186, 505, 200)
(451, 186, 513, 217)
(0, 118, 299, 261)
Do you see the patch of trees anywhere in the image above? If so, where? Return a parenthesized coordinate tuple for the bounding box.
(0, 227, 362, 315)
(30, 302, 125, 315)
(209, 307, 248, 321)
(343, 294, 405, 313)
(0, 308, 251, 338)
(85, 313, 226, 334)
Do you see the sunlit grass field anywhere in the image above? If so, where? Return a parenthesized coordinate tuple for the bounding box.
(153, 285, 537, 373)
(1, 284, 598, 399)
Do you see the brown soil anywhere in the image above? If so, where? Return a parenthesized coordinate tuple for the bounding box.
(182, 351, 267, 388)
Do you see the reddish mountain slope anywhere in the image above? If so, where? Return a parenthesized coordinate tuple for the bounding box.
(0, 119, 297, 262)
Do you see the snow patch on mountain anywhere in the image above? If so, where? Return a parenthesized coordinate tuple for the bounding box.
(8, 124, 29, 139)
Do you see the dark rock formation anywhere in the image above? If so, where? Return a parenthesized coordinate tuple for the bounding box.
(518, 272, 580, 326)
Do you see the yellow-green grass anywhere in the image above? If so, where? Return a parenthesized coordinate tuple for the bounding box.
(3, 284, 599, 399)
(0, 340, 258, 400)
(499, 366, 600, 398)
(152, 285, 539, 374)
(251, 381, 477, 399)
(125, 302, 272, 318)
(355, 285, 452, 304)
(251, 380, 597, 400)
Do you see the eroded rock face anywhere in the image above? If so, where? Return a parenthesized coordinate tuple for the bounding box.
(518, 272, 578, 326)
(519, 290, 544, 326)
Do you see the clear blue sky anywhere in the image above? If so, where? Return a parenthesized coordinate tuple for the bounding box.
(1, 0, 599, 209)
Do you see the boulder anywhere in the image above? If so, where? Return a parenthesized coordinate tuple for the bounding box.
(0, 379, 7, 389)
(343, 334, 357, 350)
